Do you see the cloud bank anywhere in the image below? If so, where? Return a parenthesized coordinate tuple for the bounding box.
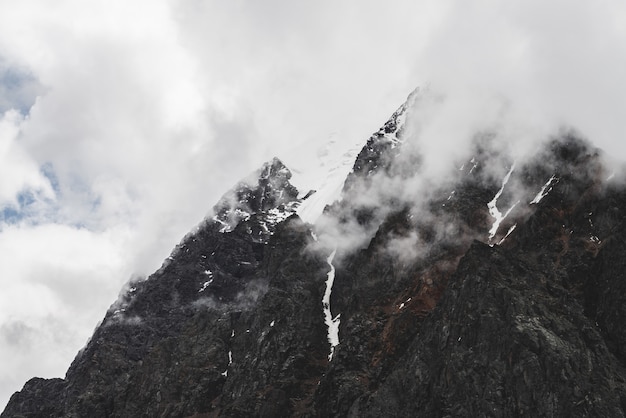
(1, 0, 626, 410)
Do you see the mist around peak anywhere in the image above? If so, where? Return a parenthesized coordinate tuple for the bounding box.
(310, 87, 615, 275)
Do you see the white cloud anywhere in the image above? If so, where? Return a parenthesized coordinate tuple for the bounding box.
(0, 1, 434, 407)
(0, 223, 131, 407)
(0, 110, 53, 206)
(1, 0, 626, 410)
(412, 0, 626, 159)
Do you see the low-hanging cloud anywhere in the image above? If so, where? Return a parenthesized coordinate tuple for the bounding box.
(312, 80, 619, 269)
(1, 0, 626, 411)
(413, 0, 626, 161)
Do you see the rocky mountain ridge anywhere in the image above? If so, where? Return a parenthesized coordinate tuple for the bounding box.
(4, 90, 626, 417)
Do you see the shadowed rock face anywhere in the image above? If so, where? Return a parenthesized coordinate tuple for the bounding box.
(349, 239, 626, 417)
(5, 93, 626, 418)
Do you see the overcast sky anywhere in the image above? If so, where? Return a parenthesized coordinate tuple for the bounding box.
(2, 0, 626, 409)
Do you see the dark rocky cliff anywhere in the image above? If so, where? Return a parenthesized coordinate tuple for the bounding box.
(5, 92, 626, 417)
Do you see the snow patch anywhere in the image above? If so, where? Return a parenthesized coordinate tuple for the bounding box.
(221, 350, 233, 377)
(469, 157, 478, 174)
(213, 207, 252, 233)
(295, 154, 357, 224)
(198, 280, 213, 292)
(213, 215, 231, 233)
(487, 164, 518, 244)
(220, 351, 232, 377)
(265, 207, 294, 227)
(294, 91, 416, 225)
(399, 297, 412, 310)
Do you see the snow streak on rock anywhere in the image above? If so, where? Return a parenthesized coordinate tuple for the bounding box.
(399, 297, 411, 310)
(497, 224, 517, 245)
(323, 249, 340, 361)
(469, 157, 478, 174)
(221, 350, 233, 377)
(487, 164, 517, 244)
(212, 208, 252, 233)
(198, 270, 214, 292)
(530, 175, 558, 204)
(212, 215, 233, 233)
(265, 205, 298, 229)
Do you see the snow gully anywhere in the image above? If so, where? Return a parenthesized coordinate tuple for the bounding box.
(487, 164, 518, 245)
(323, 249, 340, 361)
(530, 175, 558, 205)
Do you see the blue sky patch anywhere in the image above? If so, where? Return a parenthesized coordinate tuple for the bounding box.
(0, 60, 45, 115)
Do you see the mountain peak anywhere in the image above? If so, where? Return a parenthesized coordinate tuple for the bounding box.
(5, 91, 626, 417)
(211, 157, 301, 236)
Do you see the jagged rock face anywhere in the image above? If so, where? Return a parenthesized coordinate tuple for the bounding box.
(212, 157, 301, 238)
(315, 134, 626, 417)
(352, 240, 626, 417)
(3, 157, 323, 417)
(5, 92, 626, 418)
